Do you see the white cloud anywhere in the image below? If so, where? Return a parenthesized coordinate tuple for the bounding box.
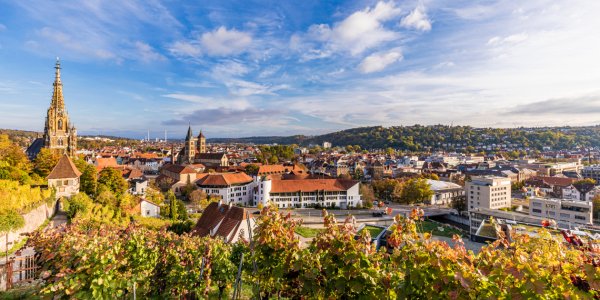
(400, 6, 432, 31)
(168, 41, 202, 57)
(293, 1, 402, 57)
(487, 31, 528, 46)
(134, 41, 166, 62)
(258, 65, 281, 78)
(24, 40, 39, 48)
(328, 68, 345, 76)
(200, 26, 252, 56)
(225, 79, 290, 97)
(358, 51, 402, 73)
(34, 27, 116, 59)
(434, 62, 455, 68)
(180, 81, 216, 88)
(0, 24, 6, 30)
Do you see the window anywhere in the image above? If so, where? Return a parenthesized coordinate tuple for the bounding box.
(532, 209, 542, 213)
(532, 202, 542, 207)
(559, 213, 571, 218)
(549, 211, 556, 216)
(575, 215, 586, 221)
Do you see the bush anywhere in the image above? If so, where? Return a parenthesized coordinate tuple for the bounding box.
(257, 203, 264, 210)
(356, 203, 363, 209)
(167, 219, 196, 235)
(364, 199, 373, 209)
(59, 197, 70, 212)
(189, 213, 201, 220)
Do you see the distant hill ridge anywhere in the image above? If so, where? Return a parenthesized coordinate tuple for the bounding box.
(207, 125, 600, 151)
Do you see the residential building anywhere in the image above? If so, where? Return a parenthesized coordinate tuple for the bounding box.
(466, 176, 511, 210)
(562, 183, 600, 202)
(190, 202, 255, 244)
(47, 154, 82, 198)
(196, 172, 254, 206)
(529, 197, 592, 225)
(425, 179, 464, 205)
(156, 163, 197, 196)
(253, 177, 361, 209)
(582, 165, 600, 182)
(323, 141, 332, 149)
(138, 199, 160, 218)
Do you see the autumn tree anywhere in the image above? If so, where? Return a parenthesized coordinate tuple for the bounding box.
(575, 178, 597, 185)
(592, 194, 600, 221)
(98, 167, 128, 196)
(189, 189, 207, 210)
(33, 148, 60, 178)
(360, 184, 376, 204)
(72, 156, 97, 196)
(244, 164, 259, 174)
(401, 178, 434, 205)
(451, 195, 467, 215)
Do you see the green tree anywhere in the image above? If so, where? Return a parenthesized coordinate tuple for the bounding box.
(96, 190, 118, 208)
(245, 164, 259, 174)
(72, 156, 97, 196)
(401, 178, 434, 205)
(98, 167, 128, 196)
(268, 155, 278, 165)
(592, 194, 600, 221)
(33, 148, 60, 178)
(451, 195, 467, 215)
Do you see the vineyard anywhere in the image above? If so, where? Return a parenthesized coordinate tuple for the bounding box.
(26, 207, 600, 299)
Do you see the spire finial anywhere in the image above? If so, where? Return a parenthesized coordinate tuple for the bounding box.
(54, 57, 62, 83)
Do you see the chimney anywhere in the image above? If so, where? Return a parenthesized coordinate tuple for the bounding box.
(218, 198, 223, 206)
(229, 201, 233, 209)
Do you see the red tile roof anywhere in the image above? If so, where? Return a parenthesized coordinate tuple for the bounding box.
(162, 163, 196, 174)
(47, 154, 82, 179)
(96, 157, 118, 168)
(190, 202, 249, 243)
(196, 173, 253, 186)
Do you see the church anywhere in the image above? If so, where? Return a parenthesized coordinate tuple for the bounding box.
(177, 126, 228, 167)
(27, 58, 77, 159)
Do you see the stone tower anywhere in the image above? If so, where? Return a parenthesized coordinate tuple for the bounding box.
(184, 125, 195, 163)
(196, 129, 206, 154)
(43, 58, 77, 156)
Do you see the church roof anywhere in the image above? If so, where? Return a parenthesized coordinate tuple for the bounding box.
(47, 154, 82, 179)
(185, 126, 194, 142)
(26, 138, 44, 160)
(197, 130, 205, 139)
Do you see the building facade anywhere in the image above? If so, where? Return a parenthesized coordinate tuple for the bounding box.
(46, 154, 82, 198)
(466, 176, 511, 210)
(529, 197, 592, 225)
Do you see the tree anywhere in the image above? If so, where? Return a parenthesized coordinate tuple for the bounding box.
(182, 183, 197, 199)
(72, 157, 97, 196)
(353, 167, 364, 179)
(0, 210, 25, 257)
(401, 178, 434, 205)
(33, 148, 60, 178)
(98, 167, 128, 196)
(245, 164, 259, 174)
(384, 147, 394, 154)
(268, 155, 278, 165)
(339, 172, 351, 180)
(257, 203, 264, 210)
(422, 173, 440, 181)
(144, 187, 164, 204)
(592, 194, 600, 221)
(96, 190, 118, 208)
(360, 184, 376, 204)
(189, 189, 207, 210)
(451, 195, 467, 215)
(575, 178, 597, 185)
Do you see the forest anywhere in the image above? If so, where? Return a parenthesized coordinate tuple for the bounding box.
(209, 125, 600, 151)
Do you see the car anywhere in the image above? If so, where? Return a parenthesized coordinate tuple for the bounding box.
(372, 212, 384, 217)
(252, 211, 261, 215)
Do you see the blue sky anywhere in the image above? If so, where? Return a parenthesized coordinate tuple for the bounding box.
(1, 0, 599, 139)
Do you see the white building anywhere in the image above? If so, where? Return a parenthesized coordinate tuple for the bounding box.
(426, 180, 465, 205)
(323, 141, 332, 149)
(139, 199, 160, 218)
(529, 197, 592, 225)
(253, 176, 361, 209)
(196, 173, 254, 206)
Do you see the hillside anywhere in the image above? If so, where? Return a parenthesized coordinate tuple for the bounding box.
(208, 125, 600, 151)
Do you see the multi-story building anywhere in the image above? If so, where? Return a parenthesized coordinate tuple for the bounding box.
(323, 142, 332, 149)
(562, 183, 600, 202)
(466, 176, 511, 210)
(196, 173, 254, 206)
(253, 177, 361, 209)
(528, 197, 592, 225)
(582, 165, 600, 182)
(426, 180, 464, 205)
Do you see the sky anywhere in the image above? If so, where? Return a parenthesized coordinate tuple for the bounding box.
(1, 0, 600, 139)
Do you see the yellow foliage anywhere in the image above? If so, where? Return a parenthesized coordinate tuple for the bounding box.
(0, 180, 51, 213)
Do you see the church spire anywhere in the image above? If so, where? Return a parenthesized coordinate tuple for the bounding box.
(50, 57, 65, 110)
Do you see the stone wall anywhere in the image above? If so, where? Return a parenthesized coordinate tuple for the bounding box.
(0, 200, 58, 253)
(0, 263, 6, 291)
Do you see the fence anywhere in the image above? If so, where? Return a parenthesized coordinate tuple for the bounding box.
(5, 255, 38, 290)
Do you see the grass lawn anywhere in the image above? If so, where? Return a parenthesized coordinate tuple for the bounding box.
(294, 227, 326, 238)
(420, 221, 464, 238)
(360, 226, 384, 238)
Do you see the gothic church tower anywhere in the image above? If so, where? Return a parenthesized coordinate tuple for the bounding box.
(43, 58, 77, 156)
(196, 129, 206, 153)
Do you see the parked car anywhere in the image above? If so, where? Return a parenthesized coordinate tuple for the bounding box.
(252, 211, 261, 215)
(373, 212, 384, 217)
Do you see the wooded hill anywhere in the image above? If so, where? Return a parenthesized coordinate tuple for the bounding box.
(208, 125, 600, 151)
